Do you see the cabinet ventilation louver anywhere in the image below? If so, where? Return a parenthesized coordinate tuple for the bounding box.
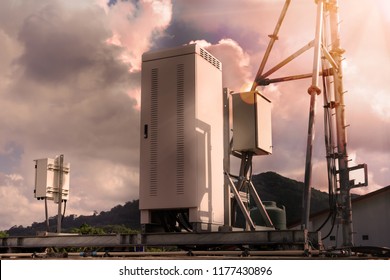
(150, 68, 159, 196)
(200, 48, 222, 70)
(176, 64, 185, 195)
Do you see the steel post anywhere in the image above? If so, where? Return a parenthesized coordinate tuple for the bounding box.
(223, 88, 232, 227)
(328, 0, 353, 247)
(45, 197, 49, 232)
(302, 0, 324, 230)
(57, 155, 64, 234)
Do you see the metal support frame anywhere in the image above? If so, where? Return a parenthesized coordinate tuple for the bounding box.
(261, 40, 315, 80)
(248, 0, 367, 246)
(248, 181, 274, 228)
(223, 89, 273, 231)
(347, 164, 368, 189)
(259, 69, 333, 86)
(225, 152, 274, 231)
(251, 0, 291, 91)
(0, 230, 320, 255)
(225, 170, 256, 230)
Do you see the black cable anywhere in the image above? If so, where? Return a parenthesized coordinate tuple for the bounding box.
(316, 24, 339, 232)
(176, 212, 193, 232)
(181, 211, 193, 231)
(315, 208, 332, 232)
(169, 211, 181, 232)
(157, 211, 170, 232)
(321, 210, 338, 240)
(228, 173, 239, 180)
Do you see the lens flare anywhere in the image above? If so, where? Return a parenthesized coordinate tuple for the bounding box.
(239, 91, 255, 105)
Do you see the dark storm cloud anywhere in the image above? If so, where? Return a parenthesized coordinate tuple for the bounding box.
(4, 0, 141, 166)
(16, 2, 125, 85)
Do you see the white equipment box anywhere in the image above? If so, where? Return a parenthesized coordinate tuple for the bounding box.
(139, 44, 224, 230)
(232, 91, 272, 155)
(34, 158, 70, 203)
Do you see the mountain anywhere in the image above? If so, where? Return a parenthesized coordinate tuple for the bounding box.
(7, 200, 141, 236)
(6, 172, 338, 236)
(251, 171, 330, 225)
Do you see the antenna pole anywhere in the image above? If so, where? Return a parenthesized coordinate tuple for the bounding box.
(301, 0, 324, 230)
(329, 0, 353, 247)
(57, 155, 64, 234)
(45, 197, 49, 232)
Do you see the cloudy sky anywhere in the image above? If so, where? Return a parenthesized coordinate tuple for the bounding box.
(0, 0, 389, 230)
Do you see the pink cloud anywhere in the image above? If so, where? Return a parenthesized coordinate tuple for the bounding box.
(104, 0, 172, 72)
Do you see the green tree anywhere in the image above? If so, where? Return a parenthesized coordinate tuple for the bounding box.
(0, 231, 8, 238)
(103, 224, 139, 234)
(71, 223, 105, 235)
